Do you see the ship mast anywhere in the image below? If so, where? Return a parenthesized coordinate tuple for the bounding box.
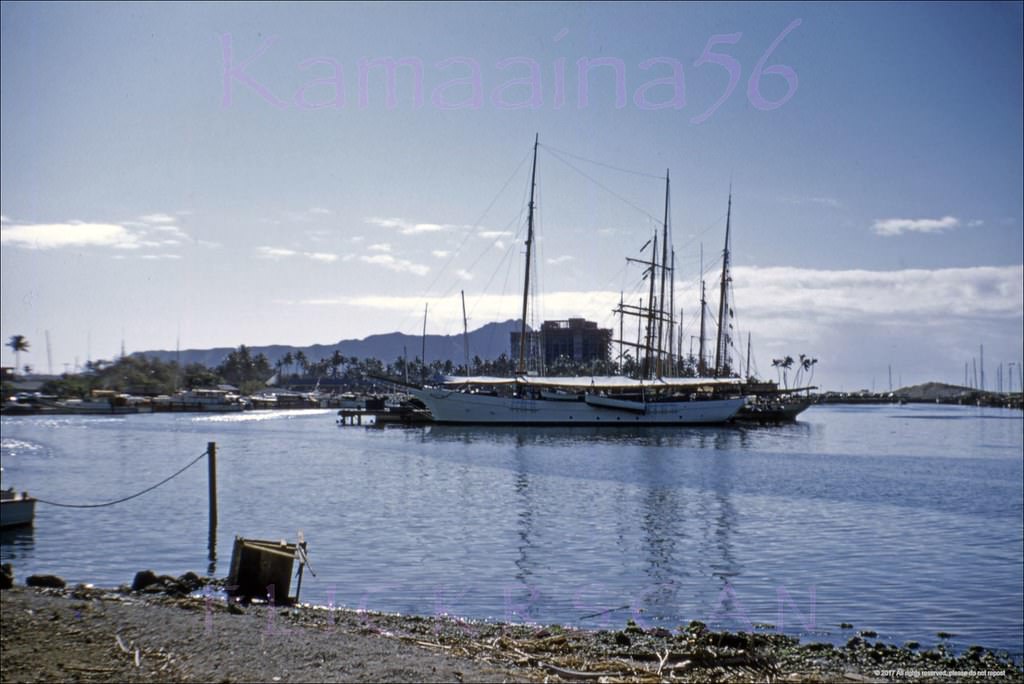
(714, 189, 732, 377)
(517, 134, 539, 376)
(656, 170, 670, 378)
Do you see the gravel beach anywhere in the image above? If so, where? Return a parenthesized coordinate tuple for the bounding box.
(2, 580, 1022, 683)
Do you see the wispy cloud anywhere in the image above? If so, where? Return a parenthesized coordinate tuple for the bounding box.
(432, 250, 450, 258)
(0, 215, 198, 258)
(455, 269, 474, 281)
(365, 216, 464, 235)
(257, 245, 339, 263)
(478, 230, 513, 239)
(140, 254, 182, 260)
(872, 215, 960, 236)
(781, 196, 843, 209)
(547, 255, 574, 265)
(358, 253, 430, 276)
(139, 213, 176, 224)
(368, 243, 392, 252)
(257, 246, 298, 259)
(1, 221, 136, 249)
(307, 252, 338, 263)
(308, 207, 332, 215)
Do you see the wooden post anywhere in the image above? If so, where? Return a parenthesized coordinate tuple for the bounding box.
(207, 442, 217, 573)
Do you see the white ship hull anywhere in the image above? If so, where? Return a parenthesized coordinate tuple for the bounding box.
(409, 388, 745, 425)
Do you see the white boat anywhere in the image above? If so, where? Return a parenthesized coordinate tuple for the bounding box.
(156, 388, 245, 412)
(0, 488, 35, 528)
(410, 376, 744, 425)
(408, 137, 747, 426)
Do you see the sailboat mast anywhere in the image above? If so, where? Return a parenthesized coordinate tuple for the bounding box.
(644, 234, 658, 379)
(461, 290, 470, 378)
(421, 303, 428, 384)
(746, 332, 752, 380)
(618, 291, 624, 371)
(714, 189, 732, 377)
(698, 279, 707, 376)
(518, 134, 539, 375)
(656, 170, 670, 378)
(669, 250, 675, 376)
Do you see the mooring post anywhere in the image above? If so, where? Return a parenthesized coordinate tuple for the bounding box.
(207, 442, 217, 572)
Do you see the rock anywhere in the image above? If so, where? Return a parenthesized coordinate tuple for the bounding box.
(845, 636, 864, 649)
(614, 631, 631, 646)
(936, 631, 954, 639)
(26, 574, 66, 588)
(904, 641, 920, 650)
(649, 627, 673, 638)
(858, 629, 877, 638)
(177, 571, 202, 590)
(132, 570, 159, 591)
(687, 620, 707, 634)
(1, 563, 13, 590)
(840, 622, 854, 629)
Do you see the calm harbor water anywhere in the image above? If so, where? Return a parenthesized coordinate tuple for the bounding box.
(2, 404, 1022, 657)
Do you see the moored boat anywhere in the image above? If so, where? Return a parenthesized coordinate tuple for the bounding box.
(0, 487, 36, 529)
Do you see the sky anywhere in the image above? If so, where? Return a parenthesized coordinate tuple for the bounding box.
(2, 1, 1022, 391)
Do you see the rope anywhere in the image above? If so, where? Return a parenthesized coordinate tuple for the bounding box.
(34, 449, 210, 509)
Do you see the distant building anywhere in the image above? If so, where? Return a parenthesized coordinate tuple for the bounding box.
(510, 318, 612, 368)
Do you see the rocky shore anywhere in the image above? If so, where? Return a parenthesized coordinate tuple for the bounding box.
(2, 572, 1022, 683)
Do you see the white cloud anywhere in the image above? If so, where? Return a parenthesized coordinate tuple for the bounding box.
(358, 253, 430, 276)
(872, 215, 960, 236)
(782, 196, 842, 209)
(1, 221, 138, 249)
(139, 213, 176, 224)
(140, 254, 182, 260)
(479, 230, 513, 239)
(306, 252, 338, 263)
(432, 250, 450, 258)
(455, 269, 474, 281)
(257, 245, 339, 263)
(150, 225, 188, 239)
(365, 216, 462, 235)
(547, 255, 574, 265)
(368, 243, 392, 252)
(257, 246, 298, 259)
(967, 219, 984, 228)
(308, 207, 332, 215)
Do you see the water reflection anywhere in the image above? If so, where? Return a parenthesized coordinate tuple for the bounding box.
(0, 526, 36, 558)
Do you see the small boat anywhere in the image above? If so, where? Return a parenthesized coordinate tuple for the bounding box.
(0, 487, 36, 529)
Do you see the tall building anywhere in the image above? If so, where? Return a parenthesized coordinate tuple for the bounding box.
(510, 318, 612, 367)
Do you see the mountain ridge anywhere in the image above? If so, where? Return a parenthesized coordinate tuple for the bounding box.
(134, 320, 523, 368)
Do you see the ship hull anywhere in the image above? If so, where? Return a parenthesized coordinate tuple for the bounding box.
(408, 388, 745, 425)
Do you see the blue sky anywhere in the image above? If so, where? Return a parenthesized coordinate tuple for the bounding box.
(2, 1, 1022, 390)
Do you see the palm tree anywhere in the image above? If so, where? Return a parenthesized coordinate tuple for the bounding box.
(281, 352, 294, 379)
(330, 350, 344, 378)
(781, 355, 794, 388)
(6, 335, 29, 374)
(771, 358, 783, 385)
(295, 350, 308, 378)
